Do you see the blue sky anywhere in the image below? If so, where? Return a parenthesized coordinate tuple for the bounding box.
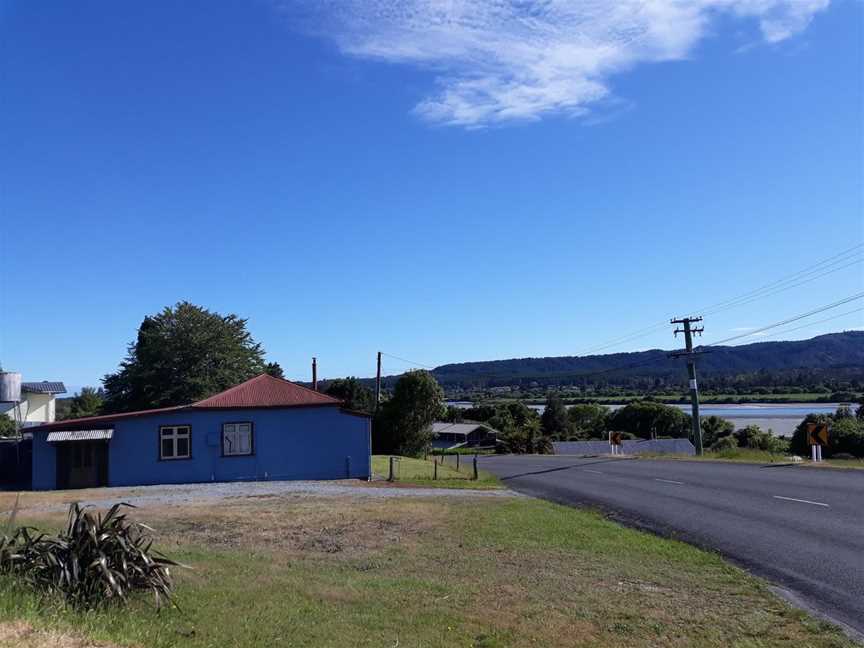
(1, 0, 862, 392)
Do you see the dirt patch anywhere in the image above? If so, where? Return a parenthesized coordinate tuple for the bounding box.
(147, 497, 445, 556)
(0, 621, 124, 648)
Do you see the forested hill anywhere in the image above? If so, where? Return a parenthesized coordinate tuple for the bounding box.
(423, 331, 864, 390)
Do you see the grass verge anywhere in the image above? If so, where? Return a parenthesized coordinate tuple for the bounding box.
(0, 494, 857, 647)
(637, 449, 864, 469)
(371, 454, 503, 489)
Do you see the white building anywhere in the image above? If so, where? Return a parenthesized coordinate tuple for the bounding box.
(1, 381, 67, 426)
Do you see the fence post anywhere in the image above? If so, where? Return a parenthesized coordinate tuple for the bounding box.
(388, 456, 395, 482)
(456, 453, 460, 471)
(433, 457, 438, 480)
(473, 455, 478, 480)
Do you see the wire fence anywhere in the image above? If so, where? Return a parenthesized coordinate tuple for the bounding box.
(384, 454, 480, 482)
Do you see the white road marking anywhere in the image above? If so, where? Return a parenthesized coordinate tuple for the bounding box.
(654, 478, 684, 485)
(583, 469, 604, 475)
(772, 495, 829, 508)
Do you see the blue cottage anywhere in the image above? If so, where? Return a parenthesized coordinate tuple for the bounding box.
(26, 374, 371, 490)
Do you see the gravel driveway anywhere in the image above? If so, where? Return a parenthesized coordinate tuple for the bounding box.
(4, 479, 518, 515)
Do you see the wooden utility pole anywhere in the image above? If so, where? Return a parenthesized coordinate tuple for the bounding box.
(670, 317, 705, 456)
(375, 351, 382, 410)
(312, 357, 318, 391)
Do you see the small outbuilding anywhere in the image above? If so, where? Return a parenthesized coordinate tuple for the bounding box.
(25, 374, 371, 490)
(431, 422, 498, 450)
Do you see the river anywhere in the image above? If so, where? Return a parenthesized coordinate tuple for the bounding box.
(446, 401, 844, 436)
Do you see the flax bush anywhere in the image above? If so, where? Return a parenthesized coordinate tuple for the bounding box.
(0, 502, 180, 609)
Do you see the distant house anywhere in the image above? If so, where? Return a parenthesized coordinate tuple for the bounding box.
(1, 381, 67, 426)
(24, 374, 371, 490)
(431, 422, 498, 450)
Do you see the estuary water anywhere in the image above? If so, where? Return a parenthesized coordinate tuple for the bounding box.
(447, 402, 844, 436)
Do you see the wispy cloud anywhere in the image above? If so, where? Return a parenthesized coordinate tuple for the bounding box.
(280, 0, 829, 127)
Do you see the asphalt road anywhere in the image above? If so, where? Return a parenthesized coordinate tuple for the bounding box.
(477, 454, 864, 636)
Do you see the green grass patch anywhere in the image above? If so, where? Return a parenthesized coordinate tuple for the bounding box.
(371, 454, 503, 489)
(639, 449, 864, 469)
(0, 496, 855, 647)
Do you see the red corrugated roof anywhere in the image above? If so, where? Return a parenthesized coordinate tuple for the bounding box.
(192, 374, 341, 409)
(25, 375, 350, 433)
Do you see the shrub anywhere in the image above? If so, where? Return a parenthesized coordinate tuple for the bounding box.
(0, 503, 179, 609)
(497, 421, 553, 454)
(700, 416, 734, 447)
(709, 435, 739, 452)
(734, 425, 787, 453)
(830, 417, 864, 457)
(790, 413, 864, 458)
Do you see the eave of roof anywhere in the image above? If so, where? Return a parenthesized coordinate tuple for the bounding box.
(24, 405, 190, 433)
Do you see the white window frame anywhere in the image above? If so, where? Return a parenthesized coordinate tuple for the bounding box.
(222, 422, 253, 457)
(159, 425, 191, 460)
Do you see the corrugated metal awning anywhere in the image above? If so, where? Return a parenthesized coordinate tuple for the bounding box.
(46, 429, 113, 442)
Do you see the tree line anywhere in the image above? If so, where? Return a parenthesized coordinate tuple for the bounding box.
(37, 302, 864, 459)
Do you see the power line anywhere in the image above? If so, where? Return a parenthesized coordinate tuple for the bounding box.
(572, 243, 863, 356)
(702, 256, 863, 317)
(735, 307, 864, 341)
(698, 243, 862, 315)
(701, 292, 864, 347)
(382, 294, 864, 385)
(379, 352, 436, 371)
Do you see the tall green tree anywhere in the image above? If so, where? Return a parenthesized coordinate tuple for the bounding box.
(567, 404, 609, 439)
(375, 370, 444, 457)
(65, 387, 104, 420)
(264, 362, 285, 379)
(540, 393, 569, 439)
(102, 302, 266, 413)
(325, 377, 375, 414)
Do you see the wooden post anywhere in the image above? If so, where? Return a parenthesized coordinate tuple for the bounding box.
(388, 456, 395, 481)
(456, 453, 460, 472)
(433, 458, 438, 480)
(473, 455, 478, 480)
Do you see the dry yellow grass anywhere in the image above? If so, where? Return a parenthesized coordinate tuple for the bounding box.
(0, 621, 123, 648)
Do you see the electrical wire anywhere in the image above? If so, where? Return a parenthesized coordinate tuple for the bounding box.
(698, 244, 862, 315)
(729, 307, 864, 342)
(700, 292, 864, 347)
(379, 352, 437, 371)
(702, 256, 863, 317)
(571, 243, 863, 356)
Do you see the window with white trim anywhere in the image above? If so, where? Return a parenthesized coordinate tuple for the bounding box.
(160, 425, 191, 460)
(222, 422, 253, 456)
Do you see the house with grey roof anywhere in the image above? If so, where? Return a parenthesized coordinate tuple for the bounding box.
(431, 421, 498, 450)
(1, 380, 67, 427)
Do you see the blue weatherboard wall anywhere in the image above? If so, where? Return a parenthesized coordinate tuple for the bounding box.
(31, 406, 371, 490)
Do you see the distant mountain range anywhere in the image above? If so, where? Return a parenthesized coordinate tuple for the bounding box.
(401, 331, 864, 390)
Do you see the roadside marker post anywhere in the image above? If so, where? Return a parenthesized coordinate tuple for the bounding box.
(609, 431, 623, 455)
(807, 423, 829, 463)
(473, 455, 479, 481)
